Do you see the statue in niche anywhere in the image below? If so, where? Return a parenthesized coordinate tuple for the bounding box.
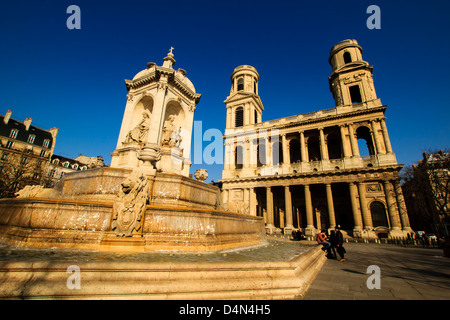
(161, 115, 183, 148)
(111, 169, 149, 237)
(123, 112, 150, 145)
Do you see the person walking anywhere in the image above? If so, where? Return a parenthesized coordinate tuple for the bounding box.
(335, 226, 345, 262)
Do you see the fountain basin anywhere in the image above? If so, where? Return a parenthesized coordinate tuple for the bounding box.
(0, 168, 265, 252)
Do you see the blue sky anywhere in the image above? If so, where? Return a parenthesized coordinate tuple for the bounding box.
(0, 0, 449, 182)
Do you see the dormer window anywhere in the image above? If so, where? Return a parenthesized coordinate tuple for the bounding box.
(43, 139, 50, 148)
(72, 164, 79, 170)
(27, 134, 36, 144)
(52, 158, 60, 165)
(63, 161, 70, 168)
(9, 129, 19, 139)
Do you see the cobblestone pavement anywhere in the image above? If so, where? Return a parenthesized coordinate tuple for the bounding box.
(303, 242, 450, 300)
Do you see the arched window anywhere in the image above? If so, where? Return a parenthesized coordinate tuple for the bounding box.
(327, 132, 343, 160)
(307, 136, 321, 161)
(289, 139, 301, 163)
(343, 52, 352, 64)
(370, 201, 389, 227)
(254, 110, 258, 124)
(272, 141, 283, 165)
(237, 78, 244, 91)
(349, 85, 362, 104)
(257, 143, 266, 167)
(253, 81, 257, 94)
(356, 126, 375, 156)
(235, 107, 244, 127)
(235, 145, 244, 170)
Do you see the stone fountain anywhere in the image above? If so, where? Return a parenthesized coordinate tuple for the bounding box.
(0, 49, 265, 253)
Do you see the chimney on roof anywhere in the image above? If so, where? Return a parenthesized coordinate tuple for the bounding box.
(24, 118, 32, 131)
(3, 110, 12, 124)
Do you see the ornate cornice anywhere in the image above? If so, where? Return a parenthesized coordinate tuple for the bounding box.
(125, 67, 201, 103)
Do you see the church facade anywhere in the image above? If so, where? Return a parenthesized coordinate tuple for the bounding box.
(220, 40, 412, 239)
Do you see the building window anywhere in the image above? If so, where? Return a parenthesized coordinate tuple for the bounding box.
(235, 146, 244, 170)
(1, 153, 8, 161)
(254, 81, 257, 94)
(6, 141, 14, 149)
(27, 134, 36, 144)
(343, 52, 352, 64)
(21, 157, 28, 165)
(235, 107, 244, 127)
(40, 150, 46, 157)
(52, 158, 60, 165)
(370, 201, 389, 228)
(254, 110, 258, 124)
(9, 129, 19, 139)
(73, 164, 79, 170)
(349, 85, 362, 104)
(237, 78, 244, 91)
(43, 139, 50, 148)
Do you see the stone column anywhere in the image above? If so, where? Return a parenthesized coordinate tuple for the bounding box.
(349, 182, 363, 233)
(319, 128, 329, 161)
(300, 131, 307, 162)
(244, 137, 250, 168)
(281, 134, 290, 165)
(266, 186, 274, 230)
(371, 120, 382, 155)
(393, 180, 413, 232)
(265, 135, 271, 166)
(348, 124, 360, 157)
(339, 125, 350, 158)
(249, 187, 256, 216)
(304, 185, 315, 234)
(383, 180, 402, 232)
(357, 182, 373, 229)
(284, 186, 294, 230)
(380, 118, 393, 153)
(325, 183, 336, 229)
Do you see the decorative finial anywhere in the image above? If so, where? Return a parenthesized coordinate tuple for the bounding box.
(169, 46, 174, 55)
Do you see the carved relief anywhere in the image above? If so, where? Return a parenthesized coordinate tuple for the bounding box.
(111, 169, 149, 237)
(367, 183, 382, 192)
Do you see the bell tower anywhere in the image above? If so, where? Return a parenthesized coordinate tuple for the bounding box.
(224, 65, 264, 130)
(328, 39, 378, 107)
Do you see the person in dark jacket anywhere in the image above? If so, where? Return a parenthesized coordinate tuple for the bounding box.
(328, 230, 338, 259)
(335, 226, 345, 262)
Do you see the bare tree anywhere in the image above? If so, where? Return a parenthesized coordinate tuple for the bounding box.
(0, 148, 47, 198)
(401, 149, 450, 236)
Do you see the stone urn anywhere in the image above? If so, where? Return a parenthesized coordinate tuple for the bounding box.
(194, 169, 208, 182)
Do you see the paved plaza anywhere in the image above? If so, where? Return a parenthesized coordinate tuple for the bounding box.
(303, 242, 450, 300)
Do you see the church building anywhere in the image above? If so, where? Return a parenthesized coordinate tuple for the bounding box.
(220, 40, 412, 239)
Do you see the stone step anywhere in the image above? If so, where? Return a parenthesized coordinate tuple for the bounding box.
(0, 246, 325, 300)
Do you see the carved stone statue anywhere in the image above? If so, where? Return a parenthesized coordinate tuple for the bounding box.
(161, 115, 183, 148)
(111, 169, 149, 237)
(123, 112, 150, 145)
(161, 115, 175, 146)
